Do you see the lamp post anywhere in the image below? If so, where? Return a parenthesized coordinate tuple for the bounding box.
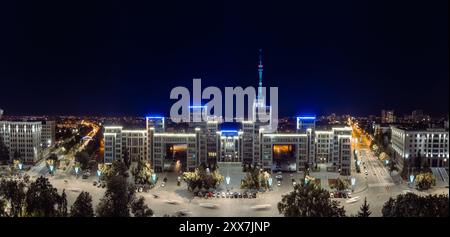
(152, 173, 157, 184)
(268, 177, 273, 191)
(74, 166, 79, 175)
(225, 176, 231, 191)
(351, 177, 356, 192)
(409, 174, 415, 189)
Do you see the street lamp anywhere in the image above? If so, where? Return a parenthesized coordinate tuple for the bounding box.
(18, 163, 23, 170)
(268, 177, 273, 190)
(351, 177, 356, 192)
(49, 165, 54, 173)
(74, 166, 79, 175)
(409, 174, 415, 188)
(152, 173, 157, 184)
(96, 169, 101, 177)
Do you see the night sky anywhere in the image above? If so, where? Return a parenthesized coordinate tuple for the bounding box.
(0, 0, 448, 117)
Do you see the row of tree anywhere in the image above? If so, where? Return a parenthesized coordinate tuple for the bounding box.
(0, 160, 154, 217)
(182, 165, 224, 191)
(277, 182, 448, 217)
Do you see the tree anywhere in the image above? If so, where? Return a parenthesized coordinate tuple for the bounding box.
(132, 159, 155, 185)
(123, 146, 131, 169)
(382, 193, 448, 217)
(414, 151, 422, 171)
(25, 176, 63, 217)
(96, 175, 135, 217)
(183, 166, 224, 191)
(13, 150, 22, 162)
(357, 197, 371, 217)
(131, 196, 154, 217)
(379, 152, 389, 162)
(75, 151, 90, 170)
(278, 183, 346, 217)
(415, 172, 436, 190)
(0, 199, 7, 217)
(108, 160, 129, 178)
(70, 191, 94, 217)
(58, 189, 68, 217)
(0, 140, 9, 164)
(330, 178, 349, 191)
(422, 160, 431, 173)
(0, 179, 26, 217)
(240, 166, 269, 190)
(388, 159, 399, 175)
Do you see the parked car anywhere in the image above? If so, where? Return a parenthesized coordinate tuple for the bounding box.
(93, 181, 97, 186)
(277, 180, 282, 186)
(238, 193, 242, 198)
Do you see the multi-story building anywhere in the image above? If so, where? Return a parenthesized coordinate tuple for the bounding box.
(391, 126, 449, 168)
(103, 126, 148, 164)
(0, 121, 42, 163)
(381, 110, 395, 123)
(41, 120, 56, 148)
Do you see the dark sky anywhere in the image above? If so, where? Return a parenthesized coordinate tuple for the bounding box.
(0, 0, 448, 117)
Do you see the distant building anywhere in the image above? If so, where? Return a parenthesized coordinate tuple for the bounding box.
(41, 120, 56, 148)
(0, 108, 3, 119)
(381, 110, 395, 123)
(0, 121, 42, 163)
(391, 126, 449, 168)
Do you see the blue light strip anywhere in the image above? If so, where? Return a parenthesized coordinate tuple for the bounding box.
(221, 130, 238, 133)
(298, 116, 316, 120)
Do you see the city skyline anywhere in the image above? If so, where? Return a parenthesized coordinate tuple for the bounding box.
(0, 1, 448, 117)
(0, 0, 448, 222)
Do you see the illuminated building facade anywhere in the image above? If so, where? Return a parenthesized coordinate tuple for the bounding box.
(391, 126, 449, 168)
(41, 120, 56, 148)
(102, 51, 353, 175)
(0, 121, 42, 163)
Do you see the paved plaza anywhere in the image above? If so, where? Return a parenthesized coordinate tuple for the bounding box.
(11, 145, 447, 217)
